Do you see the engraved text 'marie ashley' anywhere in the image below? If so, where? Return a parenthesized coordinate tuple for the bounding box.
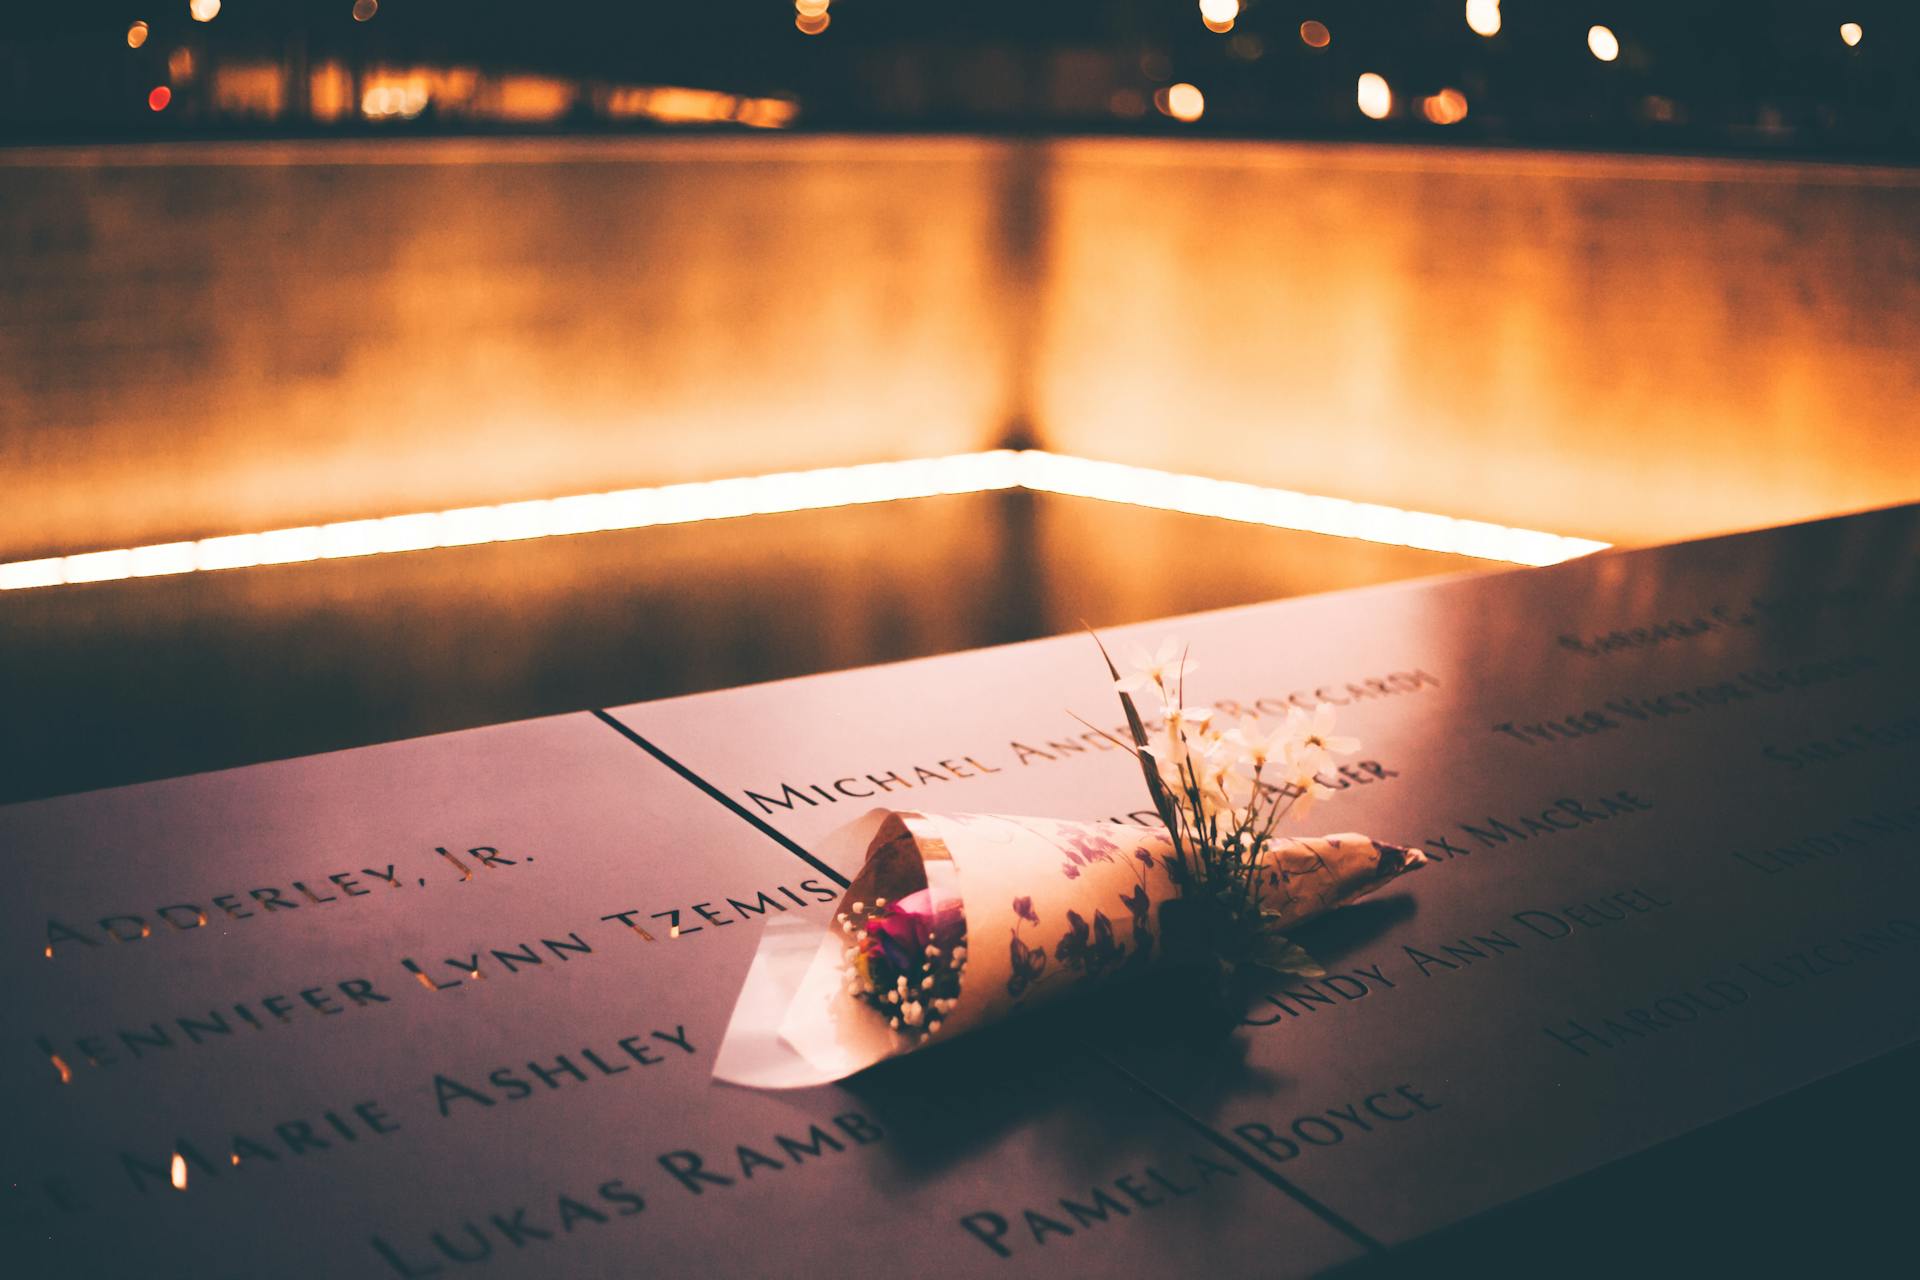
(429, 1026, 696, 1118)
(119, 1098, 403, 1196)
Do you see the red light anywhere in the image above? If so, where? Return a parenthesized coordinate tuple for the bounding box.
(148, 85, 172, 111)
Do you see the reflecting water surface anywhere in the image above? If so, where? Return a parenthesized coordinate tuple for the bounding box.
(0, 493, 1475, 804)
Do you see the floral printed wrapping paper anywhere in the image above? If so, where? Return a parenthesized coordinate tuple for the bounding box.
(713, 808, 1425, 1088)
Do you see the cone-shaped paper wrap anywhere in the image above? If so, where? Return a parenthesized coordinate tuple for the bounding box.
(712, 809, 1426, 1088)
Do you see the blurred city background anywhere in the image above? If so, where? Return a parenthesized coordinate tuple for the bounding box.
(3, 1, 1918, 803)
(7, 1, 1919, 151)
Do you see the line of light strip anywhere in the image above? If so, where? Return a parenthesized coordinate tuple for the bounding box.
(0, 450, 1607, 592)
(1012, 452, 1610, 566)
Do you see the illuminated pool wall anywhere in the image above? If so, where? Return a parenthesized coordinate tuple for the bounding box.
(5, 135, 1916, 560)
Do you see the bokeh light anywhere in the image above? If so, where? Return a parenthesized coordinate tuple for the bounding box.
(1588, 25, 1620, 62)
(1465, 0, 1501, 39)
(1840, 22, 1863, 47)
(1357, 72, 1391, 120)
(189, 0, 221, 22)
(126, 20, 150, 49)
(147, 85, 171, 111)
(1199, 0, 1238, 35)
(796, 10, 830, 35)
(1163, 82, 1205, 123)
(795, 0, 830, 16)
(1299, 21, 1331, 49)
(352, 0, 378, 22)
(1422, 88, 1469, 125)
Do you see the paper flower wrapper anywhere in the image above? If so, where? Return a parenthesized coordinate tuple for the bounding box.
(713, 808, 1426, 1088)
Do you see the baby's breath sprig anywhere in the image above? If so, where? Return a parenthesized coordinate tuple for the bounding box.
(1093, 634, 1361, 983)
(837, 896, 967, 1042)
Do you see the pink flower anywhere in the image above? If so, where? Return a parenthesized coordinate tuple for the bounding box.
(860, 889, 941, 974)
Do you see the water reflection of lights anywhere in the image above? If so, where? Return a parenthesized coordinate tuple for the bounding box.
(603, 85, 798, 128)
(0, 453, 1608, 593)
(362, 79, 430, 119)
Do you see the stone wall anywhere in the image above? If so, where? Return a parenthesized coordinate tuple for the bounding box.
(4, 135, 1915, 557)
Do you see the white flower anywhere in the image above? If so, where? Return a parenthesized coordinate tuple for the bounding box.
(1112, 637, 1198, 700)
(1146, 724, 1184, 775)
(1164, 702, 1212, 731)
(1225, 714, 1290, 773)
(1284, 777, 1332, 819)
(1152, 708, 1215, 771)
(1304, 701, 1360, 755)
(1197, 765, 1233, 817)
(1194, 757, 1259, 822)
(1163, 706, 1214, 762)
(1282, 702, 1358, 778)
(1150, 742, 1190, 800)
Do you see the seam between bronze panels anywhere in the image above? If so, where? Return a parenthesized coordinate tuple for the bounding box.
(1096, 1057, 1387, 1256)
(590, 707, 850, 888)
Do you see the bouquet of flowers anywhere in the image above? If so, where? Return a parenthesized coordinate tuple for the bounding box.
(713, 637, 1426, 1088)
(1096, 635, 1427, 990)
